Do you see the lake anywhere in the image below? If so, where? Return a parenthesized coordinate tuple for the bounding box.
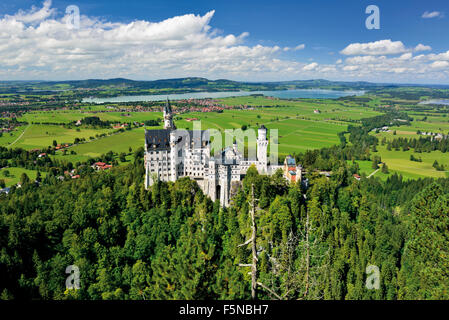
(419, 99, 449, 106)
(82, 88, 365, 103)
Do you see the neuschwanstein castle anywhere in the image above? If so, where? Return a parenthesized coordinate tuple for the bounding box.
(144, 99, 302, 206)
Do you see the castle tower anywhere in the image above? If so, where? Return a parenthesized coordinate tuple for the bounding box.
(169, 130, 178, 182)
(163, 98, 175, 130)
(296, 164, 303, 182)
(144, 128, 151, 189)
(144, 155, 150, 189)
(257, 125, 268, 173)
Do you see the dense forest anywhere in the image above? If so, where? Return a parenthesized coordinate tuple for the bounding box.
(0, 149, 448, 300)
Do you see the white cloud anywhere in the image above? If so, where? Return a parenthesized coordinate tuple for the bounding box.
(303, 62, 318, 71)
(399, 53, 412, 60)
(7, 0, 55, 24)
(428, 50, 449, 61)
(0, 1, 312, 80)
(340, 40, 408, 56)
(283, 44, 305, 52)
(430, 61, 449, 69)
(392, 68, 407, 74)
(415, 44, 432, 52)
(422, 11, 444, 19)
(1, 1, 449, 84)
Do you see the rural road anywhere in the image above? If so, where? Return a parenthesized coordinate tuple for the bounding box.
(367, 168, 380, 178)
(8, 124, 31, 148)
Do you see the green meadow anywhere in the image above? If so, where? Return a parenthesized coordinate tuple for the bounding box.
(19, 110, 162, 124)
(0, 124, 113, 150)
(9, 95, 449, 182)
(217, 96, 381, 121)
(53, 128, 146, 163)
(0, 167, 46, 187)
(3, 96, 382, 165)
(0, 125, 29, 147)
(174, 109, 349, 156)
(372, 145, 449, 180)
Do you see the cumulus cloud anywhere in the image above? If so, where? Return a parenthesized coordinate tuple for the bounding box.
(343, 65, 359, 71)
(340, 40, 408, 56)
(281, 44, 304, 52)
(339, 50, 449, 82)
(303, 62, 318, 71)
(422, 11, 444, 19)
(0, 1, 312, 80)
(6, 0, 55, 23)
(430, 61, 449, 69)
(415, 44, 432, 52)
(399, 53, 412, 60)
(428, 50, 449, 61)
(1, 1, 449, 84)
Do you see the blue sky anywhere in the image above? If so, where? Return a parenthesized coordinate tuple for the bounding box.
(0, 0, 449, 83)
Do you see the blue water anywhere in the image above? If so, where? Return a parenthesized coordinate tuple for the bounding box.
(82, 88, 365, 103)
(419, 99, 449, 106)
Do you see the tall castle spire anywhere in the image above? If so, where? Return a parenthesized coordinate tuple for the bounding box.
(163, 97, 175, 130)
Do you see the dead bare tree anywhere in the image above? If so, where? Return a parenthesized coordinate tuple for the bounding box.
(259, 199, 329, 300)
(238, 184, 329, 300)
(238, 183, 258, 299)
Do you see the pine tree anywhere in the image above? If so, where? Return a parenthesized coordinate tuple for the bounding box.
(398, 183, 449, 299)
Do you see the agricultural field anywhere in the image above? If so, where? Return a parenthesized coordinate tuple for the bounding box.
(2, 96, 384, 166)
(217, 96, 381, 121)
(174, 109, 350, 155)
(19, 110, 162, 124)
(9, 95, 449, 181)
(373, 145, 449, 180)
(53, 128, 146, 163)
(0, 125, 29, 147)
(0, 167, 46, 187)
(0, 124, 114, 150)
(364, 107, 449, 179)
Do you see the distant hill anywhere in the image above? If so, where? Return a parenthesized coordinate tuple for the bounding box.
(0, 77, 381, 91)
(1, 77, 448, 96)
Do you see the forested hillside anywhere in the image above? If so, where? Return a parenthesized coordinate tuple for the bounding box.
(0, 153, 448, 300)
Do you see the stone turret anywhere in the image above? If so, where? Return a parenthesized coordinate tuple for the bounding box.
(257, 125, 268, 173)
(163, 98, 175, 130)
(169, 130, 178, 182)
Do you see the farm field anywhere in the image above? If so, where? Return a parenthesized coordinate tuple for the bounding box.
(4, 96, 384, 165)
(217, 96, 381, 121)
(0, 125, 29, 147)
(366, 113, 449, 179)
(389, 120, 449, 134)
(0, 124, 114, 150)
(0, 167, 46, 187)
(4, 95, 449, 181)
(174, 109, 349, 155)
(350, 160, 378, 176)
(53, 128, 146, 163)
(51, 116, 346, 164)
(370, 112, 449, 141)
(349, 160, 406, 181)
(19, 110, 162, 124)
(373, 145, 449, 179)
